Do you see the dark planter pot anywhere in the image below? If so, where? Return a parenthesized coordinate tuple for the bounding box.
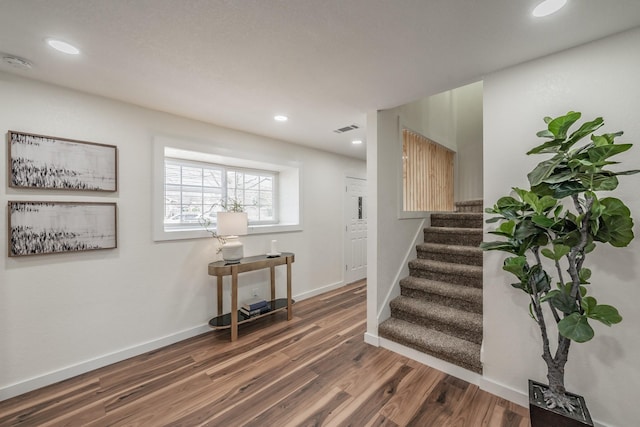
(529, 380, 594, 427)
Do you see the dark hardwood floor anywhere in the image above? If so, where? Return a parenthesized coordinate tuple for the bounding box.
(0, 281, 530, 426)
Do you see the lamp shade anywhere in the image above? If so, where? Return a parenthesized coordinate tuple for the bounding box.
(216, 212, 248, 236)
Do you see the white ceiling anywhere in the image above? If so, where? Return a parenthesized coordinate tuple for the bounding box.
(1, 1, 640, 160)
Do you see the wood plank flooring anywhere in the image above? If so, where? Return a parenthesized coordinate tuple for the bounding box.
(0, 281, 530, 426)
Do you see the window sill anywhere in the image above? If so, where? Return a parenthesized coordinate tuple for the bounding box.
(154, 223, 302, 242)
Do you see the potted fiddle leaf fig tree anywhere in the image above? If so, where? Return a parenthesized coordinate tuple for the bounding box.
(481, 111, 637, 426)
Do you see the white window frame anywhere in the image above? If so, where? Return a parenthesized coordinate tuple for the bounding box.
(153, 135, 302, 241)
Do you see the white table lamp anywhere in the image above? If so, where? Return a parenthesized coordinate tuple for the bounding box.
(217, 212, 248, 263)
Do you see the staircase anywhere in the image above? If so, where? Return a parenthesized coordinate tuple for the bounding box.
(379, 200, 484, 373)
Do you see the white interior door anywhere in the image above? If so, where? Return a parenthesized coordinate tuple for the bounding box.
(344, 177, 367, 284)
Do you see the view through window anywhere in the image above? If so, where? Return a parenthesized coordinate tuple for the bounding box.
(164, 158, 276, 228)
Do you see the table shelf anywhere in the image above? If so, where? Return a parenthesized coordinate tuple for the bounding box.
(208, 298, 295, 329)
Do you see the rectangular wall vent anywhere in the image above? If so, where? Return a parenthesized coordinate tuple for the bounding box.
(334, 124, 360, 133)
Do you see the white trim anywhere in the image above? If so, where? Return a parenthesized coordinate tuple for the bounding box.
(363, 332, 380, 346)
(0, 324, 211, 401)
(479, 377, 528, 407)
(293, 280, 345, 302)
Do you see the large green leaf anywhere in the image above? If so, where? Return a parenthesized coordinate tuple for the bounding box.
(588, 144, 632, 163)
(530, 182, 555, 197)
(503, 256, 528, 280)
(558, 313, 595, 343)
(488, 220, 516, 237)
(588, 304, 623, 326)
(548, 111, 581, 140)
(527, 139, 563, 155)
(527, 154, 565, 187)
(528, 265, 550, 294)
(595, 198, 635, 247)
(543, 169, 575, 184)
(532, 215, 554, 228)
(579, 268, 592, 284)
(563, 117, 604, 150)
(591, 131, 624, 146)
(514, 220, 541, 240)
(596, 214, 634, 247)
(546, 290, 579, 314)
(612, 169, 640, 176)
(479, 241, 518, 254)
(549, 181, 588, 198)
(581, 174, 619, 192)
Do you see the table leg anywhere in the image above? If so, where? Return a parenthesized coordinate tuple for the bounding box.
(286, 256, 292, 320)
(231, 265, 238, 341)
(217, 276, 223, 316)
(270, 265, 276, 303)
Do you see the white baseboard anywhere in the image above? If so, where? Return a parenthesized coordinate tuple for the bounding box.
(363, 332, 379, 346)
(379, 337, 482, 386)
(293, 280, 344, 301)
(0, 324, 211, 401)
(479, 377, 529, 407)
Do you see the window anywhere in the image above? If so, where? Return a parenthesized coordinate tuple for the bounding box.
(152, 136, 301, 241)
(402, 128, 454, 212)
(164, 158, 277, 229)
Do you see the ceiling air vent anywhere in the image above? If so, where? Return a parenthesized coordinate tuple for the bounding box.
(334, 124, 360, 134)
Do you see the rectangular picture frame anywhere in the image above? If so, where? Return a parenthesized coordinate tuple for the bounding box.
(8, 130, 118, 191)
(8, 201, 118, 257)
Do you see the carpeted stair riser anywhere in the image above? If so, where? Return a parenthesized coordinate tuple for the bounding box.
(416, 243, 482, 266)
(454, 200, 483, 213)
(389, 297, 482, 345)
(400, 277, 482, 314)
(424, 227, 483, 246)
(379, 318, 482, 373)
(430, 212, 483, 228)
(408, 259, 482, 288)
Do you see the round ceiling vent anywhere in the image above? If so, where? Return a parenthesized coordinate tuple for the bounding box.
(2, 55, 33, 70)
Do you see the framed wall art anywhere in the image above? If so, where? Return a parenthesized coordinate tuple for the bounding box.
(8, 131, 118, 191)
(8, 201, 118, 257)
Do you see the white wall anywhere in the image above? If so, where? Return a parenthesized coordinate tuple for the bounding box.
(454, 82, 483, 202)
(483, 28, 640, 427)
(0, 72, 365, 398)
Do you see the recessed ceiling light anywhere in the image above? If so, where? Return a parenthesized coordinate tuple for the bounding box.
(532, 0, 567, 17)
(46, 39, 80, 55)
(352, 139, 363, 145)
(274, 115, 288, 122)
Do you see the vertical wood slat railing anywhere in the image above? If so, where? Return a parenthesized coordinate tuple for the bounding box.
(402, 129, 454, 212)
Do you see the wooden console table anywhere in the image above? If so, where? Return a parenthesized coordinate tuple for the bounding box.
(207, 252, 294, 341)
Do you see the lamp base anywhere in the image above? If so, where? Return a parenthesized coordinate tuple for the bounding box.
(222, 237, 243, 262)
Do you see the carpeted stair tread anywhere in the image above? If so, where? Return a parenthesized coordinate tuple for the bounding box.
(430, 212, 483, 228)
(424, 227, 483, 246)
(400, 276, 482, 313)
(416, 242, 482, 266)
(379, 317, 481, 373)
(409, 258, 482, 277)
(409, 258, 482, 288)
(389, 296, 482, 344)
